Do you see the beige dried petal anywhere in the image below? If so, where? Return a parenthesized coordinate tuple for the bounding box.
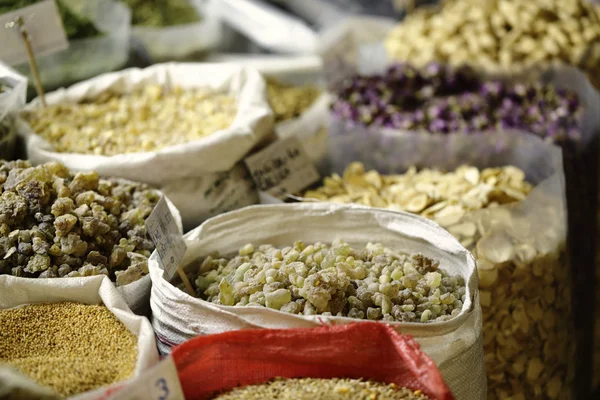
(477, 232, 514, 264)
(526, 358, 545, 381)
(477, 258, 499, 288)
(514, 243, 537, 268)
(448, 222, 477, 238)
(404, 193, 430, 213)
(363, 170, 383, 189)
(463, 166, 480, 185)
(434, 205, 465, 227)
(479, 290, 492, 308)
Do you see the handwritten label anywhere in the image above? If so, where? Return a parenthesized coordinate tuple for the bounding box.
(244, 136, 320, 199)
(145, 196, 187, 280)
(0, 0, 68, 65)
(205, 164, 258, 217)
(104, 356, 184, 400)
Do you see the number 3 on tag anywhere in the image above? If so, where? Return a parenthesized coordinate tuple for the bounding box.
(154, 378, 169, 400)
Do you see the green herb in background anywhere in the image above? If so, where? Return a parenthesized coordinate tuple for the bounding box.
(121, 0, 200, 27)
(0, 0, 101, 40)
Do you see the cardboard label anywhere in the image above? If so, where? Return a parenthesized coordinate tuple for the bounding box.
(0, 0, 68, 65)
(145, 196, 187, 280)
(104, 357, 184, 400)
(244, 136, 320, 199)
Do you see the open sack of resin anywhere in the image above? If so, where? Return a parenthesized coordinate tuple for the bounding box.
(0, 160, 182, 314)
(17, 63, 273, 230)
(304, 125, 570, 399)
(150, 203, 485, 399)
(170, 323, 453, 400)
(0, 275, 158, 399)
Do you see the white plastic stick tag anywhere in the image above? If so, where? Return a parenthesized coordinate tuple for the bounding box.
(106, 356, 184, 400)
(0, 0, 68, 65)
(145, 196, 187, 280)
(244, 136, 320, 199)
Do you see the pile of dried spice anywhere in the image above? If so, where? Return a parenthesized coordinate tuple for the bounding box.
(193, 239, 466, 323)
(0, 160, 160, 286)
(212, 378, 431, 400)
(0, 302, 138, 397)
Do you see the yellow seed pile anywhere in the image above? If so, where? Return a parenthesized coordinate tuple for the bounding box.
(266, 77, 322, 123)
(21, 85, 237, 156)
(212, 378, 431, 400)
(385, 0, 600, 74)
(0, 302, 138, 397)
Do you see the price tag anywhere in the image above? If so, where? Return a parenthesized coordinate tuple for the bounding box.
(244, 136, 320, 199)
(145, 196, 187, 281)
(104, 356, 184, 400)
(0, 0, 68, 65)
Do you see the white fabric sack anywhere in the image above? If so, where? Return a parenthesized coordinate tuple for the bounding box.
(149, 203, 486, 400)
(129, 0, 223, 62)
(0, 274, 159, 399)
(0, 63, 27, 160)
(207, 55, 330, 166)
(12, 0, 130, 91)
(17, 62, 273, 230)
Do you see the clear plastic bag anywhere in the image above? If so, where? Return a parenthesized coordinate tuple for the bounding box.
(12, 0, 130, 91)
(128, 0, 223, 62)
(317, 20, 600, 396)
(0, 64, 27, 161)
(325, 122, 572, 399)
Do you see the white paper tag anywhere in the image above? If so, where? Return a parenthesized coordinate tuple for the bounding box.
(204, 164, 258, 216)
(105, 356, 184, 400)
(0, 0, 69, 65)
(145, 196, 187, 280)
(244, 136, 320, 199)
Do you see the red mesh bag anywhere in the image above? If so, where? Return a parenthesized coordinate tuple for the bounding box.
(171, 322, 453, 400)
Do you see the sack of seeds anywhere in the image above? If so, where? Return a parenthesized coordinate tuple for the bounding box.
(170, 322, 453, 400)
(17, 62, 273, 231)
(307, 125, 571, 399)
(9, 0, 130, 92)
(149, 203, 485, 399)
(122, 0, 223, 62)
(0, 274, 159, 399)
(207, 55, 330, 166)
(0, 64, 26, 161)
